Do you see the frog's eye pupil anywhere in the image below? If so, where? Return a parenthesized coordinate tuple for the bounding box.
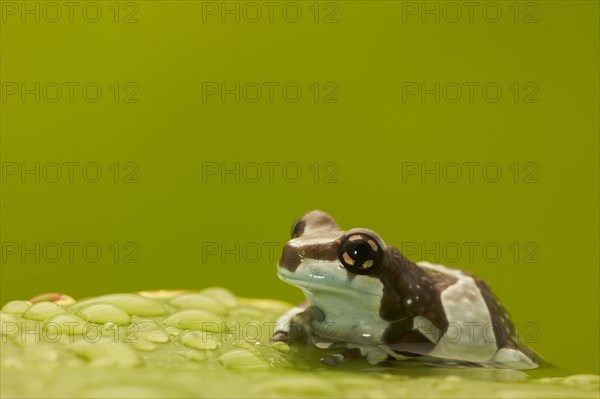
(353, 243, 371, 259)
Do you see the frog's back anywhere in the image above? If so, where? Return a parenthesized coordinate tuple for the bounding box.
(389, 259, 540, 369)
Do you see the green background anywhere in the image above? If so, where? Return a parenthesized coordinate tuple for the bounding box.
(1, 0, 598, 375)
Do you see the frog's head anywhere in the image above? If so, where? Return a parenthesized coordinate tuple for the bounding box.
(277, 210, 389, 295)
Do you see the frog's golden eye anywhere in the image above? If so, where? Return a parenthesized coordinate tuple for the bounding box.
(291, 219, 305, 239)
(338, 233, 384, 275)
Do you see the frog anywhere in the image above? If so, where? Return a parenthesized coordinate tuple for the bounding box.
(273, 210, 540, 369)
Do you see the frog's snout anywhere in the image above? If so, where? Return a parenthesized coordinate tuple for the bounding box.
(278, 243, 302, 273)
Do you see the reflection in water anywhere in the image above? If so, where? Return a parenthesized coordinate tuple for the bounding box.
(287, 345, 582, 383)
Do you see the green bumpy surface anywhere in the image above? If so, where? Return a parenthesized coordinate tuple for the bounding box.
(1, 288, 598, 398)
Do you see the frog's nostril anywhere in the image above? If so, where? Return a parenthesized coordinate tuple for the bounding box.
(291, 219, 305, 239)
(279, 244, 302, 272)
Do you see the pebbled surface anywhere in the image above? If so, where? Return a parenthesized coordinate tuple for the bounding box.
(1, 288, 599, 398)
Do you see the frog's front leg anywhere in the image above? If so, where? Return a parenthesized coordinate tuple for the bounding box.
(274, 303, 392, 366)
(273, 301, 314, 343)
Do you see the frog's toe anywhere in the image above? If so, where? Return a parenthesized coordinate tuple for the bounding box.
(492, 347, 539, 369)
(320, 348, 364, 366)
(272, 330, 289, 342)
(321, 353, 345, 366)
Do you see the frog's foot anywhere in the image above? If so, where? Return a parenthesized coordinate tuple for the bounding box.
(491, 346, 540, 370)
(273, 303, 314, 344)
(273, 305, 304, 342)
(320, 348, 362, 366)
(323, 343, 401, 365)
(272, 330, 289, 342)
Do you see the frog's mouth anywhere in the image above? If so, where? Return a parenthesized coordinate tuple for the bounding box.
(278, 269, 345, 293)
(277, 259, 384, 298)
(277, 261, 340, 289)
